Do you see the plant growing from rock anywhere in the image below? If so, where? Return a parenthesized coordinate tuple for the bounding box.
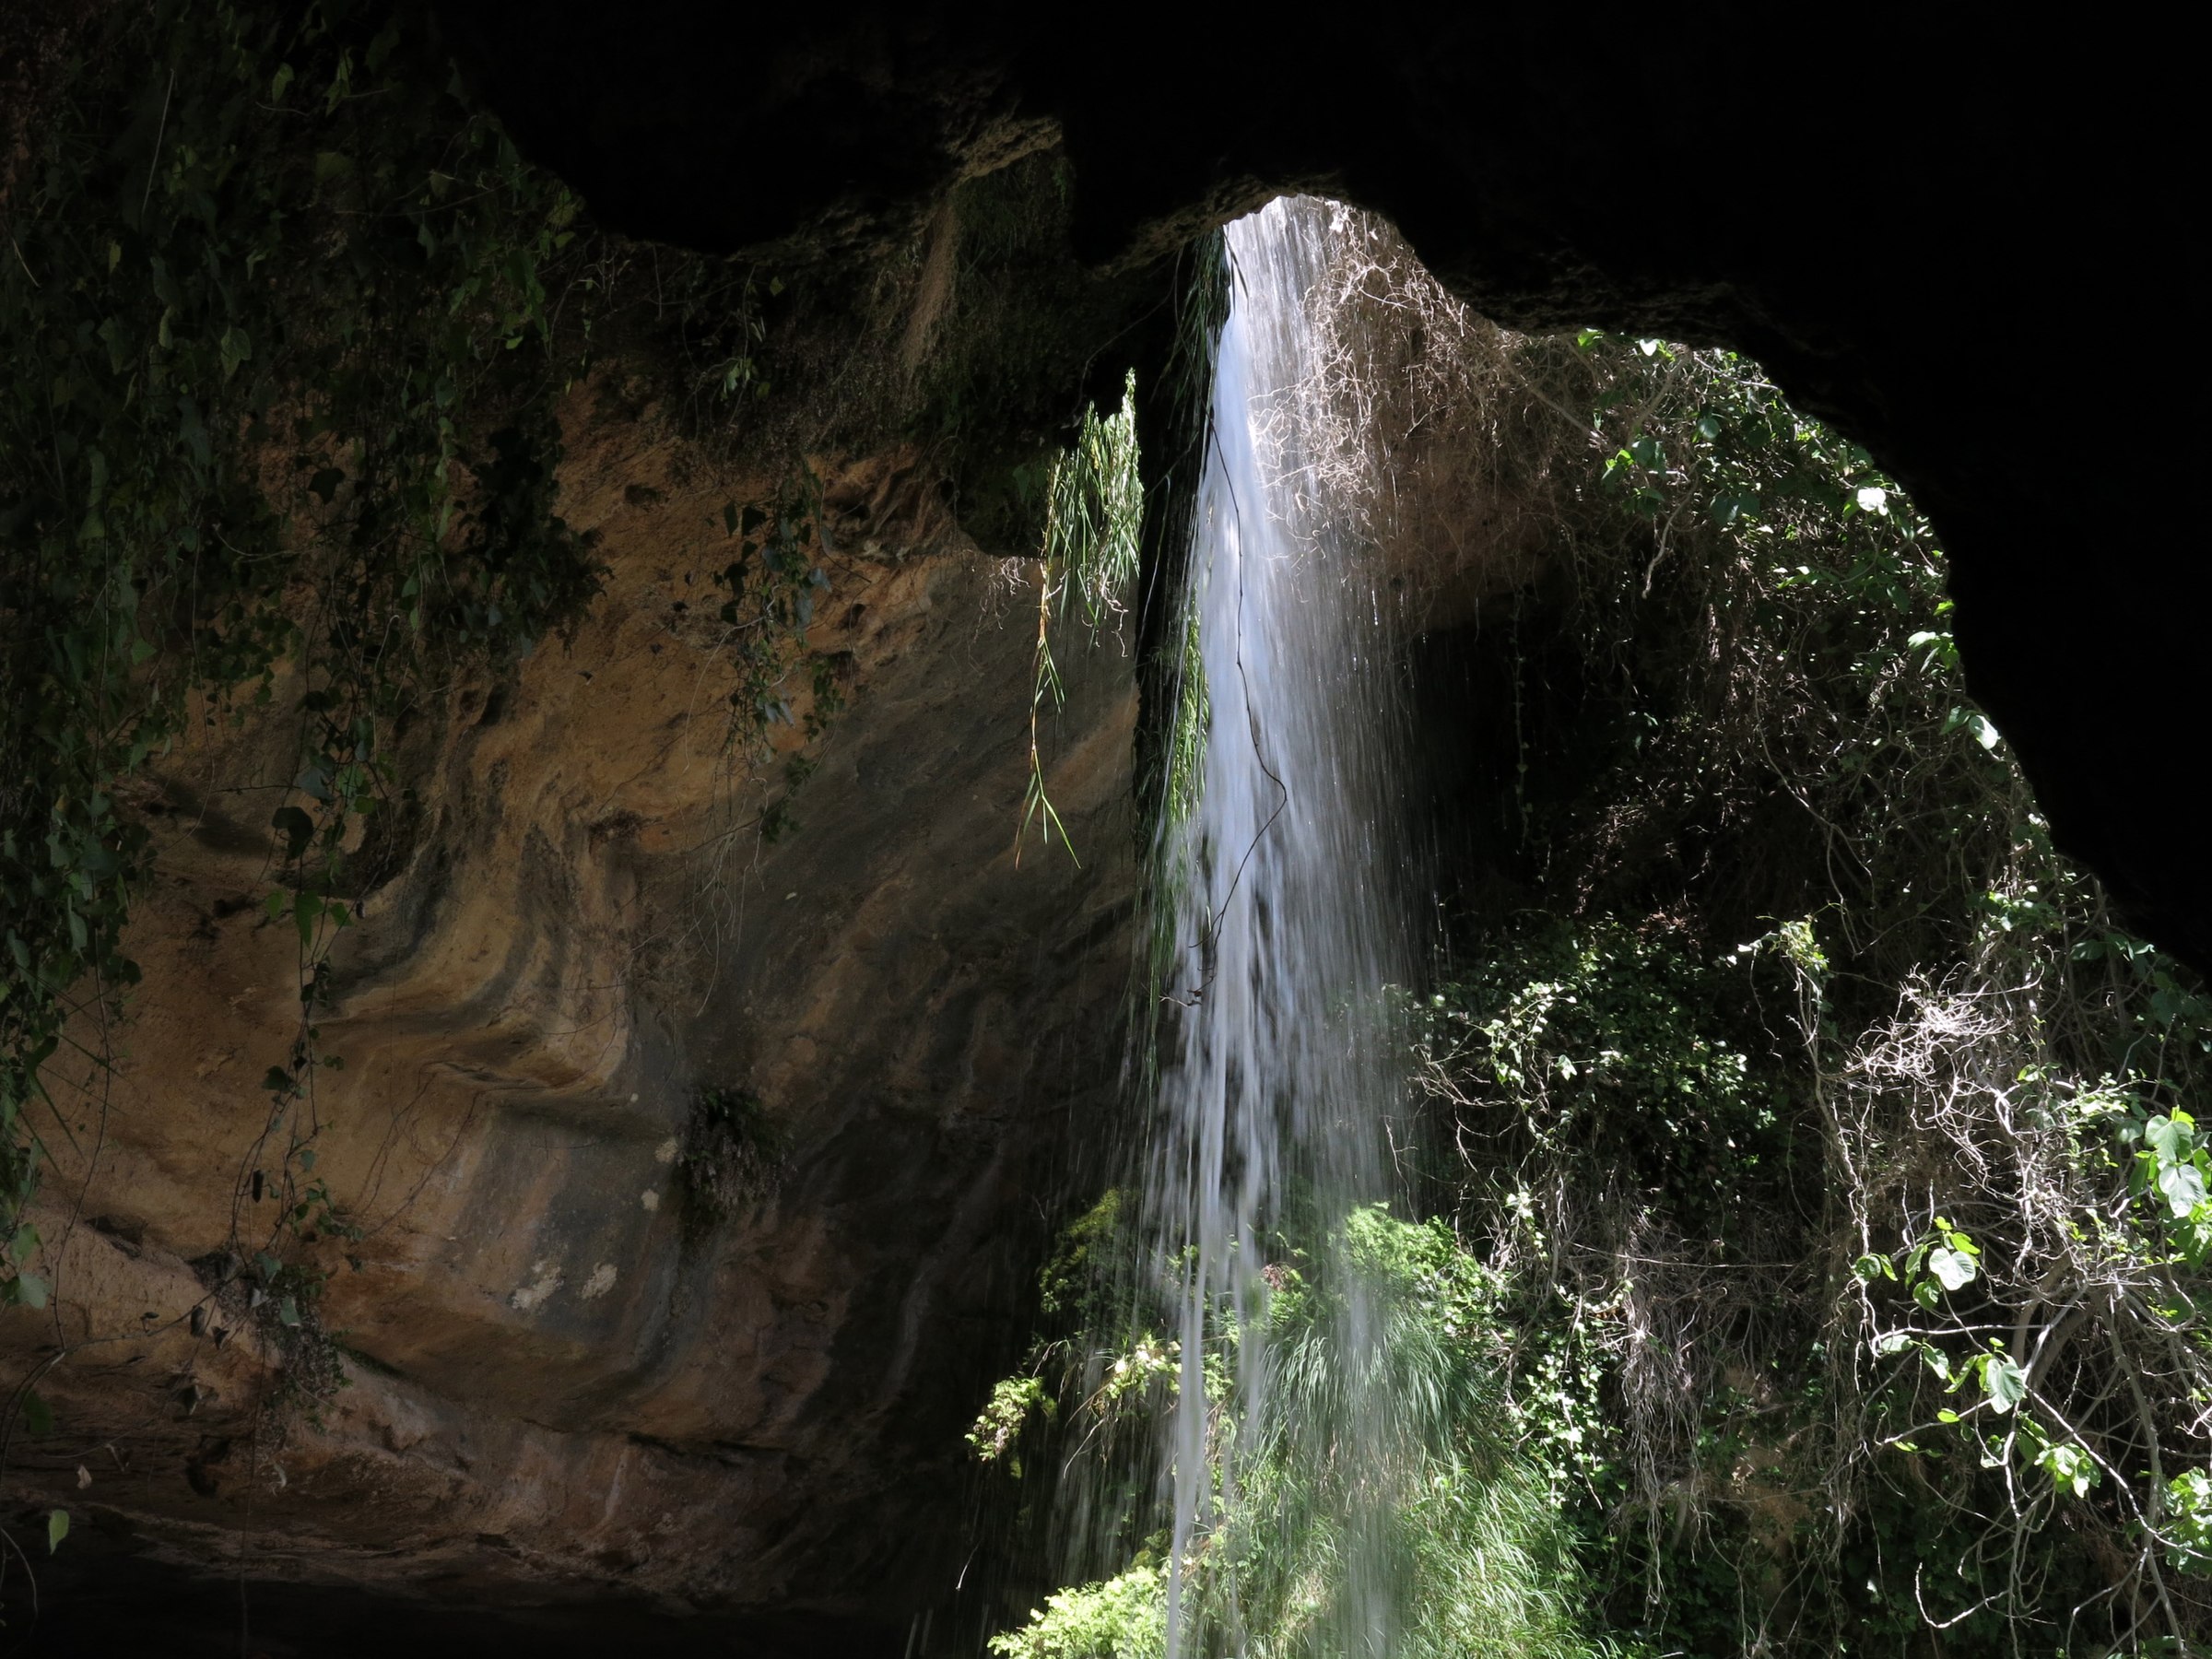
(673, 1086, 785, 1235)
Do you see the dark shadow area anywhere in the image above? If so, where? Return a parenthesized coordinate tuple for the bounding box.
(3, 1513, 901, 1659)
(435, 3, 2204, 975)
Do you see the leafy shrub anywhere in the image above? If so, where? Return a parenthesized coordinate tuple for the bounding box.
(989, 1568, 1166, 1659)
(1311, 213, 2212, 1653)
(978, 1204, 1611, 1659)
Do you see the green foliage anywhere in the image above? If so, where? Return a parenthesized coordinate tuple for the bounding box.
(970, 1373, 1055, 1471)
(2128, 1107, 2212, 1265)
(980, 1204, 1611, 1659)
(1037, 1189, 1127, 1320)
(911, 154, 1154, 552)
(2169, 1468, 2212, 1575)
(0, 0, 605, 1301)
(1, 2, 835, 1334)
(1159, 606, 1208, 838)
(989, 1567, 1166, 1659)
(1395, 317, 2212, 1653)
(712, 469, 841, 775)
(1416, 921, 1787, 1226)
(1041, 370, 1145, 621)
(1134, 230, 1227, 857)
(1018, 372, 1142, 864)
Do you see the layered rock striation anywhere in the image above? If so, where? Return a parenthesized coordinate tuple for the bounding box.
(3, 406, 1137, 1637)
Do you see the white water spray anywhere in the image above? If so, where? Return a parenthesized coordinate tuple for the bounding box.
(1149, 195, 1420, 1656)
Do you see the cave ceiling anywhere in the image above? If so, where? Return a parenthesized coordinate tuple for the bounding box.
(437, 3, 2204, 974)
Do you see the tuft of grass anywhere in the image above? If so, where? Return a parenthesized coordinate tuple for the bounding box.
(674, 1086, 785, 1236)
(1018, 371, 1142, 865)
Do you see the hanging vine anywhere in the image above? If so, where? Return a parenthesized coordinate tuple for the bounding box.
(0, 0, 834, 1486)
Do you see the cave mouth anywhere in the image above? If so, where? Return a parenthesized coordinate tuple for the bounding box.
(2, 7, 2204, 1655)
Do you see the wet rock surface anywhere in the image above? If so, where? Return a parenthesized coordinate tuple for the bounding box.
(1, 403, 1136, 1631)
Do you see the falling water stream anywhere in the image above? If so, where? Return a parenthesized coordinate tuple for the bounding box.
(1147, 195, 1421, 1657)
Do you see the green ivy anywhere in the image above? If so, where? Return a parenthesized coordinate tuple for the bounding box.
(1413, 326, 2212, 1655)
(0, 1, 832, 1335)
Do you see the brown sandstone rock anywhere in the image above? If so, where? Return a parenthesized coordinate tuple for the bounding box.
(4, 395, 1137, 1627)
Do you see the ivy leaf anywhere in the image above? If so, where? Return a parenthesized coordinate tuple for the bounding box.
(2147, 1113, 2194, 1164)
(2037, 1441, 2095, 1499)
(2182, 1201, 2212, 1268)
(271, 806, 314, 859)
(47, 1509, 68, 1554)
(1983, 1353, 2027, 1414)
(2159, 1159, 2207, 1218)
(1927, 1247, 1979, 1292)
(218, 325, 253, 381)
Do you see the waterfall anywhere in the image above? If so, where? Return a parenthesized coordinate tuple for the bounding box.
(1147, 194, 1420, 1657)
(982, 194, 1598, 1659)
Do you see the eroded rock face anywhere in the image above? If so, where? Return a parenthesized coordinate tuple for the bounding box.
(433, 5, 2205, 973)
(3, 402, 1137, 1633)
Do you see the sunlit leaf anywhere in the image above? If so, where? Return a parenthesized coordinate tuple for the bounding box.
(1983, 1353, 2027, 1414)
(1928, 1246, 1978, 1291)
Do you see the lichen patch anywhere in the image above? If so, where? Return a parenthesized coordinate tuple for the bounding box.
(510, 1265, 564, 1312)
